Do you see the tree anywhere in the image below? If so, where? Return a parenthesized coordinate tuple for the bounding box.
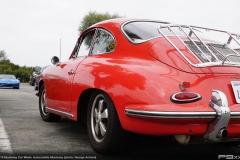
(0, 50, 8, 61)
(0, 51, 35, 82)
(78, 11, 123, 35)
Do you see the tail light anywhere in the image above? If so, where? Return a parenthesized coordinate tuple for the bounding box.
(171, 92, 202, 103)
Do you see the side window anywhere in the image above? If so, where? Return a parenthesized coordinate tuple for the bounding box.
(92, 29, 116, 55)
(77, 30, 96, 57)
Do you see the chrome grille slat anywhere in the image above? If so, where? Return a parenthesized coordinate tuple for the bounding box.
(184, 41, 226, 62)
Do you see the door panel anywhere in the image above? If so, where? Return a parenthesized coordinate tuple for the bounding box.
(45, 57, 86, 112)
(45, 29, 97, 112)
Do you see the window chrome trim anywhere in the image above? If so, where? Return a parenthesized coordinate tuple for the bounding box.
(46, 107, 74, 118)
(121, 20, 170, 45)
(89, 27, 117, 56)
(72, 28, 97, 58)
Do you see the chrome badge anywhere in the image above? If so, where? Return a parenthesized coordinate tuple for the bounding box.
(231, 76, 240, 79)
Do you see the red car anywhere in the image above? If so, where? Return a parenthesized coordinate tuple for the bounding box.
(37, 18, 240, 154)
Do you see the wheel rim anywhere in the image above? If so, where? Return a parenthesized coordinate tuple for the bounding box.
(41, 89, 48, 116)
(91, 94, 108, 143)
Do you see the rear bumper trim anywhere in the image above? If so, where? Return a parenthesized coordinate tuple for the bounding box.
(230, 112, 240, 118)
(125, 109, 240, 119)
(125, 109, 216, 119)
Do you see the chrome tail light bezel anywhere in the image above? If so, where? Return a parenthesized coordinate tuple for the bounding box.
(170, 92, 202, 103)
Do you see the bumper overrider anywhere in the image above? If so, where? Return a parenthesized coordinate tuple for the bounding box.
(125, 90, 240, 142)
(203, 90, 230, 141)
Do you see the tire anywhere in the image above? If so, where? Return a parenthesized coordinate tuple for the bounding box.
(39, 85, 61, 122)
(34, 83, 38, 90)
(87, 90, 128, 154)
(30, 79, 35, 86)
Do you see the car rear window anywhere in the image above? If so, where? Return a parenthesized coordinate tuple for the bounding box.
(122, 21, 189, 43)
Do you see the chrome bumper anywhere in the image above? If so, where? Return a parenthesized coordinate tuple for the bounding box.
(125, 90, 240, 142)
(125, 109, 216, 119)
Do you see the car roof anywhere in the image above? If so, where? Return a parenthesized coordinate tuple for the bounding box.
(87, 18, 167, 29)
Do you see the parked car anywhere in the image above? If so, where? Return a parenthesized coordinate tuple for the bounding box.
(0, 74, 20, 89)
(34, 65, 50, 90)
(29, 71, 39, 86)
(36, 18, 240, 154)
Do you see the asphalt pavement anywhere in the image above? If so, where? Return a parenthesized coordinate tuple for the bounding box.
(0, 83, 240, 160)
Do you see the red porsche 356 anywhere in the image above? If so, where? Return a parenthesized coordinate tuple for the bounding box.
(36, 18, 240, 154)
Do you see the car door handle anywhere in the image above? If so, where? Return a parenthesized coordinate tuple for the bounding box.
(68, 69, 74, 75)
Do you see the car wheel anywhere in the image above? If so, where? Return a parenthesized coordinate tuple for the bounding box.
(39, 85, 61, 122)
(87, 90, 128, 154)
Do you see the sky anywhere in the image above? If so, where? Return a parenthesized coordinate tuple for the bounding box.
(0, 0, 240, 67)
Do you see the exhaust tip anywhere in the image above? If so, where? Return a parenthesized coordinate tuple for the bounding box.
(174, 135, 190, 145)
(217, 129, 228, 139)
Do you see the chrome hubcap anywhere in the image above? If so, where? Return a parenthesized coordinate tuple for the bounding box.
(41, 89, 48, 116)
(91, 94, 108, 143)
